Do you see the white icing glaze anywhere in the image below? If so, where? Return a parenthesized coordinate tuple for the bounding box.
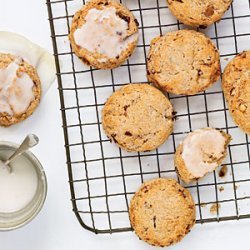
(0, 60, 35, 115)
(0, 157, 38, 213)
(181, 128, 226, 178)
(74, 7, 138, 59)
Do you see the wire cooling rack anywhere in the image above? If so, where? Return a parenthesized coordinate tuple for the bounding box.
(46, 0, 250, 233)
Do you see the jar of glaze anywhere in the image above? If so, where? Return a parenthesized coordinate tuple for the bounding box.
(0, 141, 47, 230)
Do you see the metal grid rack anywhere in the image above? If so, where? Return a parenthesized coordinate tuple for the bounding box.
(46, 0, 250, 234)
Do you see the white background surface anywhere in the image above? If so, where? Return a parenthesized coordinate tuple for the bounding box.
(0, 1, 250, 250)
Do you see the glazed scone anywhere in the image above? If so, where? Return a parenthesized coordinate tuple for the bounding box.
(102, 84, 174, 152)
(175, 128, 231, 183)
(129, 178, 196, 247)
(147, 30, 221, 95)
(166, 0, 232, 28)
(222, 51, 250, 134)
(69, 0, 139, 69)
(0, 53, 41, 127)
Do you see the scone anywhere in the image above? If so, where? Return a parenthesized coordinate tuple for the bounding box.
(147, 30, 220, 95)
(222, 51, 250, 134)
(175, 128, 231, 183)
(69, 0, 139, 69)
(166, 0, 232, 28)
(129, 178, 196, 247)
(0, 53, 41, 127)
(102, 84, 174, 152)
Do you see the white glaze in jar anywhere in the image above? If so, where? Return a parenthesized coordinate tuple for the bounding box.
(0, 154, 38, 213)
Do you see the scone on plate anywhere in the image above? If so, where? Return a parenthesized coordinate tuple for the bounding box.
(147, 30, 220, 95)
(222, 51, 250, 134)
(175, 128, 231, 183)
(69, 0, 139, 69)
(102, 84, 174, 152)
(129, 178, 196, 247)
(0, 53, 41, 127)
(166, 0, 232, 28)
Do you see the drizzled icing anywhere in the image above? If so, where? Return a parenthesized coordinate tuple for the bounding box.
(0, 59, 34, 115)
(74, 7, 138, 59)
(182, 128, 226, 178)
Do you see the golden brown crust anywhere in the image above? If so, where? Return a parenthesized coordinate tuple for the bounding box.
(0, 53, 41, 127)
(147, 30, 221, 95)
(129, 178, 196, 247)
(174, 128, 231, 183)
(222, 51, 250, 134)
(166, 0, 232, 28)
(102, 84, 174, 152)
(69, 0, 139, 69)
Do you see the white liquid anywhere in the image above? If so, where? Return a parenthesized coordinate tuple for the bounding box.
(0, 154, 38, 213)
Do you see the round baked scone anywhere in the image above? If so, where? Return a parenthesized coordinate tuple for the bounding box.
(102, 84, 174, 152)
(147, 30, 220, 95)
(222, 51, 250, 134)
(69, 0, 139, 69)
(166, 0, 232, 28)
(129, 178, 196, 247)
(0, 53, 41, 127)
(175, 128, 231, 183)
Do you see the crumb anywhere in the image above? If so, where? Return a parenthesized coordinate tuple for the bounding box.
(235, 185, 239, 190)
(219, 165, 228, 178)
(219, 186, 224, 192)
(210, 203, 220, 214)
(224, 58, 229, 61)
